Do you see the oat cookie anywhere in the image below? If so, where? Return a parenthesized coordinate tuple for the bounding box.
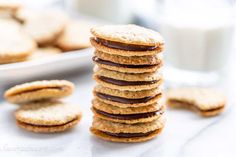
(56, 20, 94, 51)
(4, 80, 74, 104)
(0, 19, 36, 64)
(91, 24, 164, 46)
(15, 100, 82, 133)
(90, 116, 165, 143)
(167, 88, 226, 116)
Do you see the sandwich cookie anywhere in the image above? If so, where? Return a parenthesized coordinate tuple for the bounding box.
(92, 99, 165, 124)
(93, 67, 163, 91)
(167, 88, 226, 117)
(90, 24, 164, 57)
(4, 80, 74, 104)
(90, 117, 165, 143)
(15, 100, 82, 133)
(0, 19, 36, 64)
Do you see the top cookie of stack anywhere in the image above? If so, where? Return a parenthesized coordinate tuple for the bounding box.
(90, 24, 165, 143)
(91, 24, 164, 73)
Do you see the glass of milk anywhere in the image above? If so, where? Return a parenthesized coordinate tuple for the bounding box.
(159, 0, 235, 86)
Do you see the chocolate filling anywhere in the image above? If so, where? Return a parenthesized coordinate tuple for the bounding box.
(93, 56, 159, 69)
(95, 37, 157, 51)
(169, 100, 224, 112)
(94, 107, 162, 120)
(102, 130, 157, 138)
(98, 76, 158, 86)
(96, 92, 160, 104)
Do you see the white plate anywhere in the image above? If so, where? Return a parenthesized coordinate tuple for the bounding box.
(0, 48, 93, 82)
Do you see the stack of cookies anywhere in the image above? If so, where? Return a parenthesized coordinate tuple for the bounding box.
(4, 80, 82, 133)
(90, 24, 166, 142)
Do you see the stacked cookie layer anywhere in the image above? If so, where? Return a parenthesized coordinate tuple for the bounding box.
(90, 24, 165, 143)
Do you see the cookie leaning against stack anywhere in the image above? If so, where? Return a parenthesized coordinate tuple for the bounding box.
(4, 80, 82, 133)
(90, 24, 166, 143)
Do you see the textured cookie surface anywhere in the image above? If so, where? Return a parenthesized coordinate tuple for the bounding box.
(4, 80, 74, 104)
(56, 20, 94, 51)
(95, 51, 162, 65)
(167, 88, 226, 116)
(15, 100, 82, 126)
(91, 24, 164, 46)
(90, 127, 163, 143)
(0, 19, 36, 64)
(90, 37, 163, 57)
(92, 116, 165, 133)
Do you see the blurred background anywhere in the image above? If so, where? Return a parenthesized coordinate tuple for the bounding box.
(1, 0, 235, 88)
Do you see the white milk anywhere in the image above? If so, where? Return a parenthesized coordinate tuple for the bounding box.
(160, 8, 234, 71)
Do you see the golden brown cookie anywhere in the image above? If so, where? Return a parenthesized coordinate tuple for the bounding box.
(0, 19, 36, 64)
(4, 80, 74, 104)
(167, 88, 226, 117)
(93, 90, 162, 108)
(23, 10, 68, 46)
(90, 24, 164, 46)
(90, 37, 163, 57)
(94, 51, 162, 65)
(56, 20, 94, 51)
(93, 56, 163, 74)
(15, 100, 82, 133)
(90, 116, 165, 143)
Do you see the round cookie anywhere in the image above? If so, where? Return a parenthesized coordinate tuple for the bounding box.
(90, 116, 165, 143)
(29, 47, 61, 60)
(90, 37, 163, 57)
(0, 19, 36, 64)
(23, 10, 68, 46)
(90, 24, 164, 46)
(93, 56, 163, 74)
(93, 67, 163, 91)
(93, 90, 163, 108)
(56, 20, 94, 51)
(92, 99, 165, 124)
(15, 100, 82, 133)
(95, 51, 162, 65)
(94, 85, 162, 99)
(4, 80, 74, 104)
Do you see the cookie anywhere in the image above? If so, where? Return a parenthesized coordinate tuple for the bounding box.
(94, 51, 162, 65)
(90, 24, 164, 46)
(93, 56, 163, 74)
(56, 20, 94, 51)
(94, 85, 162, 99)
(90, 37, 163, 57)
(23, 10, 68, 46)
(15, 100, 82, 133)
(4, 80, 74, 104)
(167, 88, 226, 116)
(93, 90, 162, 108)
(90, 116, 165, 143)
(0, 19, 36, 64)
(29, 47, 61, 60)
(93, 67, 163, 91)
(92, 99, 165, 124)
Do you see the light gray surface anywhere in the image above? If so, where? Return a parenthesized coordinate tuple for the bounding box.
(0, 68, 235, 157)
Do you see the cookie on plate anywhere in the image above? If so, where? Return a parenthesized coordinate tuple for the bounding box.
(23, 10, 68, 46)
(167, 88, 226, 116)
(56, 20, 94, 51)
(90, 24, 164, 57)
(4, 80, 74, 104)
(90, 116, 165, 143)
(15, 100, 82, 133)
(29, 47, 61, 60)
(0, 19, 36, 64)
